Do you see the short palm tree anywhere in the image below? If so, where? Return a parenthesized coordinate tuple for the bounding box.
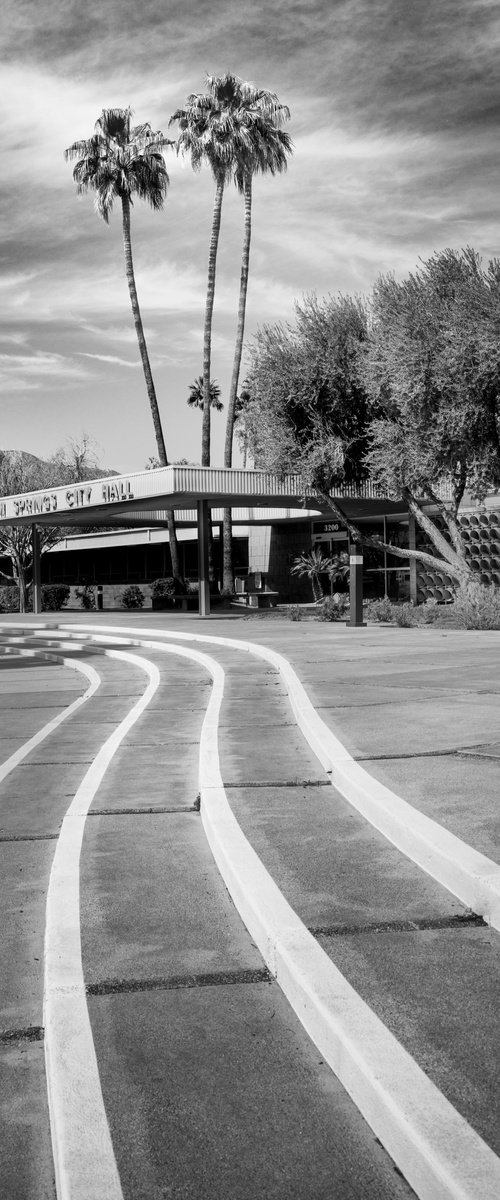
(327, 551, 350, 590)
(186, 376, 223, 586)
(290, 548, 335, 603)
(187, 376, 223, 411)
(64, 108, 183, 584)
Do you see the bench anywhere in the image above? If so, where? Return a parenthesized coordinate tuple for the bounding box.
(234, 574, 279, 608)
(242, 590, 279, 608)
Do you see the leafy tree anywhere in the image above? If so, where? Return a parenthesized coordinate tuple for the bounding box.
(187, 376, 223, 411)
(241, 256, 500, 585)
(242, 290, 371, 496)
(49, 434, 106, 482)
(64, 108, 184, 585)
(0, 448, 101, 612)
(364, 248, 500, 581)
(234, 386, 251, 467)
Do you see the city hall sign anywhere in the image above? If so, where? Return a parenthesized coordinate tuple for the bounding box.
(0, 478, 135, 521)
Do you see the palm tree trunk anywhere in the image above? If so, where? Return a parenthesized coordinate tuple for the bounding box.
(202, 178, 225, 467)
(121, 194, 167, 463)
(12, 553, 27, 613)
(166, 510, 183, 583)
(222, 174, 253, 594)
(121, 194, 183, 585)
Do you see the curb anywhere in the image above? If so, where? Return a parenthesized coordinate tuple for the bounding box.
(6, 623, 500, 1199)
(191, 639, 500, 1200)
(59, 621, 500, 932)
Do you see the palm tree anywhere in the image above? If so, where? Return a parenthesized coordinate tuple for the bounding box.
(290, 549, 335, 603)
(64, 108, 184, 585)
(186, 376, 223, 586)
(171, 74, 269, 467)
(327, 552, 350, 592)
(187, 376, 223, 411)
(221, 89, 292, 593)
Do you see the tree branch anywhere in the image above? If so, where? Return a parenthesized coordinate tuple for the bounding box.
(312, 489, 470, 583)
(422, 483, 466, 555)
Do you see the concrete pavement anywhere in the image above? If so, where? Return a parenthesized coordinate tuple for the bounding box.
(1, 612, 500, 1198)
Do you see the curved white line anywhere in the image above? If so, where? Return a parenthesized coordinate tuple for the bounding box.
(16, 625, 500, 1197)
(57, 622, 500, 932)
(44, 650, 160, 1200)
(132, 639, 500, 1200)
(0, 644, 100, 782)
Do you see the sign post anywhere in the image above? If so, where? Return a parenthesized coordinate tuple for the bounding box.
(347, 537, 365, 627)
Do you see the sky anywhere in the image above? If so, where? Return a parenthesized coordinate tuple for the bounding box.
(1, 0, 500, 474)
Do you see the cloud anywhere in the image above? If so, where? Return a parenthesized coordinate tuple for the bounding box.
(0, 349, 88, 393)
(1, 0, 500, 469)
(78, 352, 140, 368)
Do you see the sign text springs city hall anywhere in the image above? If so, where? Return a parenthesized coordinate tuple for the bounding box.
(0, 479, 134, 520)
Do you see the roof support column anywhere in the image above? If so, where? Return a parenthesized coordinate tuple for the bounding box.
(32, 524, 42, 614)
(197, 500, 211, 617)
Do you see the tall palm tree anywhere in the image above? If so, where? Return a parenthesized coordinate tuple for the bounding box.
(187, 376, 223, 411)
(221, 91, 292, 593)
(171, 74, 264, 467)
(64, 108, 183, 584)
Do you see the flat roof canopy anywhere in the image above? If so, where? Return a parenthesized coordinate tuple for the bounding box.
(0, 463, 396, 530)
(0, 464, 406, 619)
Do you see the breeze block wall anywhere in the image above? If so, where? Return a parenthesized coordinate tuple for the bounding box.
(417, 503, 500, 601)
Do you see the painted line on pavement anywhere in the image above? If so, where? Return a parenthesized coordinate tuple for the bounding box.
(43, 649, 160, 1200)
(12, 625, 500, 1198)
(57, 622, 500, 933)
(0, 638, 100, 780)
(125, 636, 500, 1200)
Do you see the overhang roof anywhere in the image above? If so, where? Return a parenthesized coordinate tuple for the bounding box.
(0, 464, 393, 530)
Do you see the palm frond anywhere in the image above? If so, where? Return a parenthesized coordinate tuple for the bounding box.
(187, 376, 223, 410)
(65, 108, 170, 218)
(171, 74, 292, 186)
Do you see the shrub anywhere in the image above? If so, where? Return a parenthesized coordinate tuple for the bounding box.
(41, 584, 70, 612)
(121, 585, 145, 610)
(317, 594, 348, 621)
(419, 597, 440, 623)
(150, 577, 176, 599)
(75, 584, 96, 610)
(0, 585, 20, 613)
(393, 602, 419, 627)
(452, 581, 500, 629)
(365, 597, 394, 623)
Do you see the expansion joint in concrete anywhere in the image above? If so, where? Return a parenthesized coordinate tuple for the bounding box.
(86, 967, 273, 997)
(0, 832, 59, 842)
(0, 1025, 44, 1044)
(223, 778, 331, 789)
(86, 806, 199, 816)
(309, 912, 487, 938)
